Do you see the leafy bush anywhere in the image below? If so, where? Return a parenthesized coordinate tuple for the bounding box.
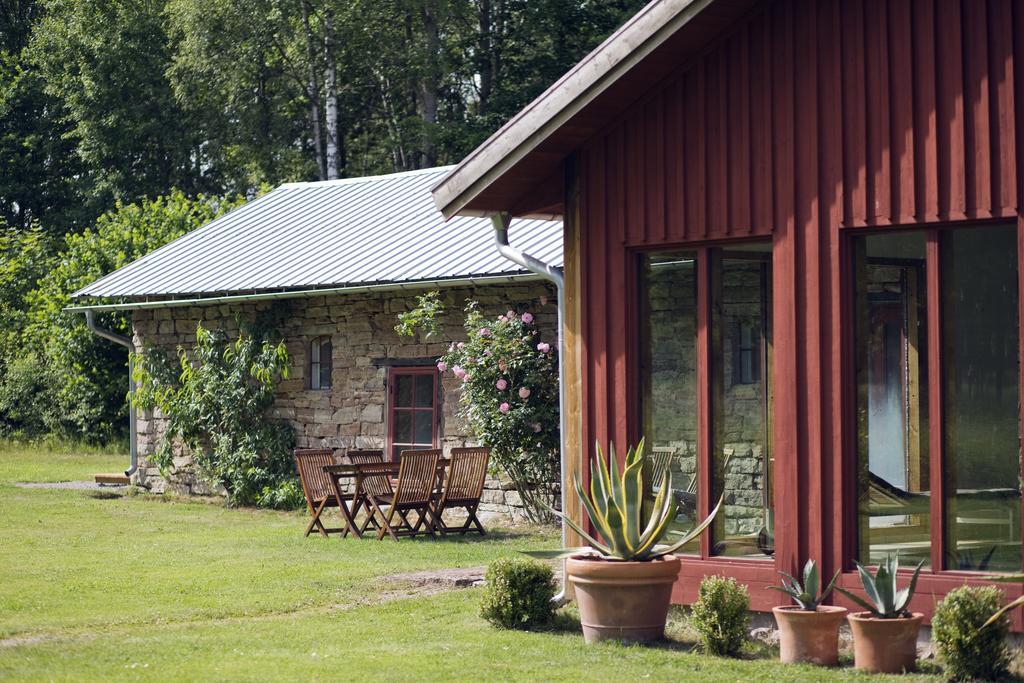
(932, 585, 1010, 682)
(133, 319, 296, 507)
(690, 575, 750, 656)
(439, 303, 559, 523)
(1, 192, 243, 443)
(480, 558, 557, 630)
(256, 479, 306, 511)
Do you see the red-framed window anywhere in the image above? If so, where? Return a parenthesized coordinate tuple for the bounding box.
(636, 242, 774, 561)
(849, 223, 1021, 573)
(386, 367, 440, 461)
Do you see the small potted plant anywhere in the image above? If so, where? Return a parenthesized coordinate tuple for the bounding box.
(528, 438, 720, 643)
(768, 560, 845, 665)
(835, 553, 924, 673)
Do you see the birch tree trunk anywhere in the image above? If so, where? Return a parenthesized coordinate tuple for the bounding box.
(324, 9, 340, 180)
(301, 0, 326, 180)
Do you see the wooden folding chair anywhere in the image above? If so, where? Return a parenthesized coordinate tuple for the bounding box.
(366, 450, 441, 541)
(343, 449, 386, 536)
(433, 447, 490, 535)
(294, 448, 344, 537)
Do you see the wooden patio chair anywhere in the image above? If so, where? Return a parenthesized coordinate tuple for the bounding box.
(294, 448, 344, 537)
(366, 449, 441, 541)
(433, 447, 490, 535)
(343, 449, 386, 536)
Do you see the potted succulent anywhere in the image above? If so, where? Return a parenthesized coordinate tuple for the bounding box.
(768, 560, 845, 665)
(835, 553, 924, 673)
(528, 438, 720, 643)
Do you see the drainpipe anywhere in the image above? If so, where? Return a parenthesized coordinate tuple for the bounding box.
(84, 310, 138, 479)
(492, 212, 570, 604)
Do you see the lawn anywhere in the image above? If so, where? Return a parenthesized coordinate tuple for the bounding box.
(0, 445, 943, 682)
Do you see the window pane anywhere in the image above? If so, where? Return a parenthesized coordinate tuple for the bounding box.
(394, 410, 412, 444)
(712, 246, 773, 558)
(413, 409, 434, 445)
(943, 226, 1020, 572)
(395, 375, 413, 407)
(319, 340, 332, 389)
(855, 232, 931, 568)
(414, 374, 435, 408)
(639, 251, 699, 553)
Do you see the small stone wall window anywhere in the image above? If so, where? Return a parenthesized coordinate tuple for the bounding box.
(308, 336, 332, 390)
(732, 322, 761, 386)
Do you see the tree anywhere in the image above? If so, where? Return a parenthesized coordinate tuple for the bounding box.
(20, 191, 244, 442)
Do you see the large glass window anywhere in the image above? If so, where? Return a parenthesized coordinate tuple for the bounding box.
(943, 226, 1020, 571)
(854, 232, 930, 567)
(854, 225, 1021, 572)
(712, 245, 773, 558)
(638, 245, 773, 558)
(639, 251, 699, 552)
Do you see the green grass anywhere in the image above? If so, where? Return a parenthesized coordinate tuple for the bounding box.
(0, 446, 943, 682)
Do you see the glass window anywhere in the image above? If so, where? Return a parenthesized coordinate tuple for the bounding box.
(943, 226, 1020, 572)
(854, 232, 931, 567)
(639, 251, 699, 553)
(309, 337, 332, 390)
(389, 370, 438, 461)
(712, 245, 773, 558)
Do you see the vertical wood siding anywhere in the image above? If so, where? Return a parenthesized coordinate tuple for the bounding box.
(575, 0, 1023, 608)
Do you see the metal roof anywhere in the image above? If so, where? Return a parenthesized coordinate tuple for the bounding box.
(73, 167, 562, 302)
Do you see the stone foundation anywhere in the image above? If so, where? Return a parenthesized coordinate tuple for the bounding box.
(130, 282, 558, 525)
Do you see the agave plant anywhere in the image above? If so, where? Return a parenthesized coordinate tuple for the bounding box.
(527, 438, 721, 561)
(834, 553, 924, 619)
(768, 559, 839, 610)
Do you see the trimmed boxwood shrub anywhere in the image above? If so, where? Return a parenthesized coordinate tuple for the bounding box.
(932, 585, 1010, 682)
(690, 575, 750, 656)
(480, 558, 556, 630)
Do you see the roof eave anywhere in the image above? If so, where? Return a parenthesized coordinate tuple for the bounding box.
(431, 0, 714, 218)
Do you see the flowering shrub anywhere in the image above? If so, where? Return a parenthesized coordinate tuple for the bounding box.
(439, 303, 559, 523)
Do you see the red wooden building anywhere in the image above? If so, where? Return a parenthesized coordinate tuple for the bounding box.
(433, 0, 1024, 623)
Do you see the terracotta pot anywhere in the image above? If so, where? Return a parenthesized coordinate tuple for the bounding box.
(847, 611, 923, 674)
(772, 605, 847, 666)
(566, 554, 680, 643)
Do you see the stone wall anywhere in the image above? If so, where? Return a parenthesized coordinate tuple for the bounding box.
(130, 281, 557, 524)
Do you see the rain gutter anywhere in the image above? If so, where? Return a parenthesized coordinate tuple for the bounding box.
(65, 274, 544, 313)
(83, 311, 138, 479)
(491, 213, 570, 604)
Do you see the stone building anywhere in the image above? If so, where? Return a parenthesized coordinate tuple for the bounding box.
(72, 167, 561, 523)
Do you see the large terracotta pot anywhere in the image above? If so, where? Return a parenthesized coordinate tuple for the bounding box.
(772, 605, 847, 666)
(847, 611, 924, 673)
(566, 554, 681, 643)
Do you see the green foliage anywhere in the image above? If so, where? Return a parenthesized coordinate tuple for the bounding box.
(767, 560, 839, 611)
(132, 320, 296, 508)
(6, 191, 244, 443)
(479, 558, 556, 630)
(440, 303, 559, 523)
(835, 553, 924, 619)
(394, 290, 445, 340)
(932, 585, 1010, 682)
(690, 575, 750, 657)
(527, 438, 721, 562)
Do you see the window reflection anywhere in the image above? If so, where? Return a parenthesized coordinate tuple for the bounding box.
(855, 232, 931, 567)
(639, 252, 699, 553)
(712, 245, 773, 558)
(943, 226, 1021, 572)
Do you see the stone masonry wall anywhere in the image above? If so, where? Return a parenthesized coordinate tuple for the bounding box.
(130, 282, 557, 524)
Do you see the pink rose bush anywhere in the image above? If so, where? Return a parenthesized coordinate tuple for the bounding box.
(434, 301, 559, 523)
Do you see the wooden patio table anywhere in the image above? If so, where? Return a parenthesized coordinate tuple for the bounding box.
(323, 458, 449, 539)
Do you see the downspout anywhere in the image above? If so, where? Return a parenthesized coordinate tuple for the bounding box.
(491, 212, 570, 604)
(84, 310, 138, 479)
